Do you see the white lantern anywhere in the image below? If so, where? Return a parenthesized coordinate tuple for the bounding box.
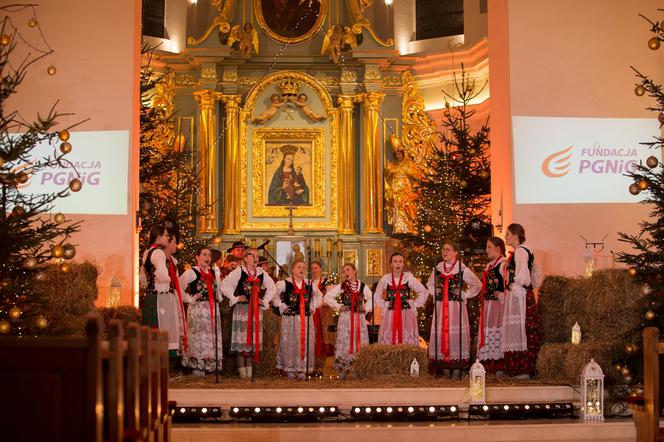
(469, 359, 486, 405)
(580, 359, 604, 422)
(572, 322, 582, 345)
(410, 358, 419, 377)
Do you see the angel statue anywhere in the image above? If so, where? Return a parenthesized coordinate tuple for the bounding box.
(250, 93, 287, 125)
(321, 24, 358, 64)
(228, 23, 259, 58)
(288, 93, 326, 122)
(384, 148, 420, 234)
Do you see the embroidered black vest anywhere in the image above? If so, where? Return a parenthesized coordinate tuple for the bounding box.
(506, 247, 534, 289)
(433, 269, 463, 302)
(385, 282, 412, 310)
(233, 269, 265, 304)
(337, 281, 366, 313)
(186, 268, 217, 302)
(143, 248, 158, 293)
(484, 264, 504, 301)
(281, 280, 314, 316)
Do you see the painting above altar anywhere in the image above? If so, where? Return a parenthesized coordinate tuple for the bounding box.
(255, 0, 328, 44)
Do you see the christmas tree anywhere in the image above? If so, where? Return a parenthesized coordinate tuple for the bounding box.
(615, 11, 664, 387)
(0, 7, 83, 336)
(395, 65, 491, 277)
(138, 45, 209, 267)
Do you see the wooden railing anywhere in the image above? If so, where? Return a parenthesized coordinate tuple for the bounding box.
(0, 314, 174, 442)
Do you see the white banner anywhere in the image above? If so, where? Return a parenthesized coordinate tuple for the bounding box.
(512, 116, 660, 204)
(18, 130, 129, 215)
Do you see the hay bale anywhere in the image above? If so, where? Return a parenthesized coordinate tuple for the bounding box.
(97, 306, 141, 337)
(563, 341, 620, 384)
(537, 343, 569, 381)
(31, 261, 98, 336)
(538, 275, 577, 343)
(255, 310, 279, 377)
(352, 344, 428, 379)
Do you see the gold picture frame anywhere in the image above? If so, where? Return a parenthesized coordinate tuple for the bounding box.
(254, 0, 328, 45)
(252, 128, 326, 218)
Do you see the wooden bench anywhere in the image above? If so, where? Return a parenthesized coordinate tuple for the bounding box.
(0, 314, 173, 442)
(628, 327, 664, 442)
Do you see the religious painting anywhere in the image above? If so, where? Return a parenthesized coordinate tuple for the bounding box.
(252, 128, 325, 218)
(255, 0, 329, 44)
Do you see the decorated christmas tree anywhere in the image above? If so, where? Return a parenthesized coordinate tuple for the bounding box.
(0, 7, 83, 336)
(138, 45, 209, 267)
(615, 10, 664, 386)
(395, 65, 491, 277)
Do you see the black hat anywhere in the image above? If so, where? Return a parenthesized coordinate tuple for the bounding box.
(257, 255, 268, 265)
(226, 240, 248, 253)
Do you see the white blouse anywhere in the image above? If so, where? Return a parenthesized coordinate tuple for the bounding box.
(220, 265, 277, 308)
(373, 272, 428, 310)
(323, 280, 374, 313)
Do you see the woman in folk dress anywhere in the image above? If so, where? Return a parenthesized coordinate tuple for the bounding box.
(426, 241, 482, 379)
(178, 247, 223, 376)
(323, 263, 373, 378)
(476, 237, 507, 375)
(375, 252, 428, 346)
(272, 259, 323, 380)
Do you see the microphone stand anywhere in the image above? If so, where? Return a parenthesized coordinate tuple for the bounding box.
(458, 256, 464, 377)
(305, 245, 313, 380)
(434, 268, 438, 376)
(371, 274, 375, 345)
(259, 244, 289, 277)
(213, 268, 220, 384)
(249, 270, 256, 382)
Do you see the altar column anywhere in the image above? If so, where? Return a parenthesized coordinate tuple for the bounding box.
(220, 94, 242, 234)
(362, 92, 385, 234)
(193, 89, 219, 233)
(338, 95, 360, 234)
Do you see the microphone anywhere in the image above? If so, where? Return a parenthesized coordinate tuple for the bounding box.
(257, 240, 270, 251)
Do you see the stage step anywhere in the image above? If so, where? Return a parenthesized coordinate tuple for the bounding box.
(172, 419, 635, 442)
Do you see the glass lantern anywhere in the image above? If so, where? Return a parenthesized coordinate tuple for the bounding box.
(580, 359, 604, 422)
(470, 359, 486, 405)
(572, 321, 582, 345)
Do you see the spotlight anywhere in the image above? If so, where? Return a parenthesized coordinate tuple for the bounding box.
(276, 407, 282, 413)
(297, 407, 304, 413)
(255, 407, 261, 413)
(319, 407, 325, 413)
(386, 407, 393, 413)
(482, 405, 489, 411)
(180, 408, 186, 414)
(450, 406, 457, 412)
(407, 407, 414, 413)
(308, 407, 314, 412)
(232, 407, 239, 413)
(524, 405, 530, 410)
(503, 405, 510, 411)
(354, 407, 361, 413)
(201, 408, 208, 414)
(429, 407, 436, 413)
(365, 407, 372, 413)
(376, 407, 382, 413)
(330, 407, 336, 412)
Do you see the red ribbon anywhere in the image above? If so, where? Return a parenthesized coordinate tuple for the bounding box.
(245, 272, 261, 363)
(149, 244, 160, 249)
(200, 269, 216, 334)
(293, 278, 308, 360)
(168, 257, 188, 353)
(313, 278, 325, 357)
(439, 273, 454, 359)
(391, 273, 405, 345)
(345, 281, 362, 354)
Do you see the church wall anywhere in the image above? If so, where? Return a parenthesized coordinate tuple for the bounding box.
(9, 0, 141, 305)
(489, 0, 662, 276)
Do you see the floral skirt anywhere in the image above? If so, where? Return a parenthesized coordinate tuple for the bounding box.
(477, 299, 505, 366)
(334, 311, 369, 373)
(230, 303, 265, 354)
(276, 315, 316, 374)
(378, 308, 419, 346)
(181, 301, 223, 372)
(503, 289, 539, 376)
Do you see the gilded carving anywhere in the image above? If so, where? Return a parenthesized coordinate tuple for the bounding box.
(345, 0, 394, 47)
(222, 70, 238, 82)
(366, 249, 383, 276)
(364, 69, 381, 82)
(201, 66, 217, 80)
(401, 69, 437, 161)
(340, 70, 358, 83)
(320, 76, 339, 87)
(188, 0, 235, 45)
(343, 250, 358, 267)
(382, 75, 402, 88)
(238, 76, 259, 86)
(321, 24, 360, 64)
(175, 73, 198, 86)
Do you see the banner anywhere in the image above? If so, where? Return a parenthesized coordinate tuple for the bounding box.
(18, 130, 129, 215)
(512, 116, 660, 204)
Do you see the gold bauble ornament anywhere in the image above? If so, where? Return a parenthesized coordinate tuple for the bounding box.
(444, 110, 451, 117)
(23, 256, 37, 269)
(423, 224, 432, 233)
(627, 266, 638, 277)
(659, 112, 664, 125)
(459, 180, 468, 189)
(645, 309, 656, 320)
(47, 65, 56, 76)
(60, 142, 72, 154)
(641, 283, 653, 295)
(0, 34, 10, 46)
(54, 212, 65, 224)
(614, 363, 622, 372)
(0, 278, 11, 288)
(28, 18, 38, 28)
(12, 206, 25, 218)
(479, 171, 489, 179)
(8, 306, 22, 320)
(626, 344, 635, 354)
(177, 242, 185, 250)
(638, 179, 649, 190)
(621, 367, 631, 377)
(60, 263, 71, 273)
(0, 320, 9, 334)
(51, 245, 65, 258)
(34, 315, 48, 330)
(16, 171, 29, 184)
(58, 130, 70, 141)
(68, 178, 82, 192)
(63, 244, 76, 259)
(629, 183, 641, 195)
(647, 155, 659, 169)
(648, 37, 661, 50)
(635, 85, 646, 96)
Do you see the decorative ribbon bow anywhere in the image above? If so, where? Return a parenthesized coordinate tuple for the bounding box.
(293, 279, 309, 360)
(345, 281, 363, 354)
(391, 273, 405, 345)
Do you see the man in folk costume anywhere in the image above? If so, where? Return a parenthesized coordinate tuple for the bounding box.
(221, 247, 277, 378)
(477, 237, 508, 375)
(227, 240, 247, 260)
(310, 260, 332, 374)
(139, 224, 182, 358)
(426, 241, 482, 379)
(323, 263, 373, 378)
(272, 259, 324, 380)
(501, 223, 540, 379)
(178, 247, 224, 376)
(375, 252, 428, 346)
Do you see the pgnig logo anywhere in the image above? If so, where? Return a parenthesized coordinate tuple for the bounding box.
(541, 145, 637, 178)
(13, 161, 102, 188)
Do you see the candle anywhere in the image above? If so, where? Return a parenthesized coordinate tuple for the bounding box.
(314, 238, 321, 254)
(336, 239, 343, 253)
(326, 238, 333, 254)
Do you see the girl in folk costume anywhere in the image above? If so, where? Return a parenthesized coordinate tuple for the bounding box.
(426, 241, 482, 379)
(501, 223, 540, 379)
(220, 247, 277, 379)
(311, 260, 332, 372)
(375, 252, 428, 346)
(164, 234, 187, 364)
(323, 263, 373, 378)
(178, 247, 223, 376)
(272, 259, 324, 379)
(477, 237, 507, 374)
(139, 224, 181, 354)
